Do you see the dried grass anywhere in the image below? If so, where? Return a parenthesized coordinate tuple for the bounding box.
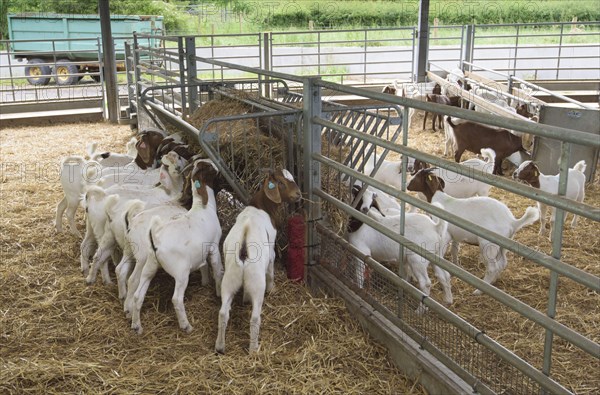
(394, 110, 600, 394)
(0, 122, 423, 394)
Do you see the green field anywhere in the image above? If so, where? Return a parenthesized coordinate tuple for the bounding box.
(183, 0, 600, 35)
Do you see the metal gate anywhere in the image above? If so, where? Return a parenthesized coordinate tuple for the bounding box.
(129, 33, 600, 395)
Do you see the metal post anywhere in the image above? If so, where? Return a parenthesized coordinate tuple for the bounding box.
(541, 141, 572, 387)
(262, 32, 271, 99)
(363, 30, 368, 84)
(415, 0, 430, 82)
(513, 25, 520, 75)
(132, 34, 141, 106)
(410, 27, 416, 82)
(303, 77, 322, 271)
(556, 23, 565, 80)
(185, 36, 198, 114)
(464, 24, 474, 72)
(177, 36, 187, 118)
(99, 0, 119, 123)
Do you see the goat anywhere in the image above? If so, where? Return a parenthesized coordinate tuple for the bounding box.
(55, 130, 172, 236)
(407, 169, 539, 294)
(80, 150, 188, 282)
(446, 117, 528, 175)
(347, 200, 452, 310)
(130, 159, 224, 334)
(512, 160, 586, 238)
(215, 169, 302, 354)
(418, 148, 496, 199)
(422, 94, 461, 132)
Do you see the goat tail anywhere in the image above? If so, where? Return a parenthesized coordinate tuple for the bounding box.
(446, 116, 456, 128)
(86, 142, 98, 159)
(573, 160, 587, 174)
(123, 199, 146, 233)
(514, 206, 540, 233)
(85, 185, 107, 203)
(480, 148, 496, 165)
(104, 195, 119, 223)
(237, 225, 249, 266)
(148, 216, 164, 254)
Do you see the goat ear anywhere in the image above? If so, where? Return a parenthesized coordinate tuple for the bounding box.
(194, 178, 210, 206)
(136, 139, 152, 167)
(264, 177, 282, 204)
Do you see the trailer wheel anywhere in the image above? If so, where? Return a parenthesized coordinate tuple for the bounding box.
(25, 59, 51, 86)
(54, 60, 79, 85)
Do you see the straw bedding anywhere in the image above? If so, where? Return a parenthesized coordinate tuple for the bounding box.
(386, 110, 600, 394)
(0, 122, 423, 394)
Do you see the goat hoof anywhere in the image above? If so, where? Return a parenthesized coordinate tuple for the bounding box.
(131, 324, 143, 335)
(215, 344, 225, 355)
(182, 324, 193, 334)
(473, 289, 483, 296)
(85, 278, 94, 285)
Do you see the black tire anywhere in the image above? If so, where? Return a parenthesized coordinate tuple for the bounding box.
(54, 60, 79, 85)
(24, 58, 51, 86)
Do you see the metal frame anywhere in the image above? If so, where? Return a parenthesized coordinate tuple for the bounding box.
(129, 42, 599, 393)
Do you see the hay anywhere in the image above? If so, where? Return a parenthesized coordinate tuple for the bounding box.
(395, 110, 600, 394)
(0, 122, 423, 394)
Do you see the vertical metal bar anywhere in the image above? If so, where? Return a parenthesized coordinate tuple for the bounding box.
(185, 36, 198, 114)
(177, 36, 187, 118)
(513, 25, 520, 75)
(263, 32, 271, 99)
(211, 35, 215, 81)
(459, 25, 465, 70)
(124, 42, 134, 119)
(303, 77, 322, 271)
(317, 31, 321, 76)
(132, 35, 141, 107)
(7, 39, 15, 102)
(556, 23, 565, 80)
(410, 27, 416, 82)
(415, 0, 430, 82)
(541, 141, 572, 385)
(363, 30, 368, 84)
(52, 40, 58, 101)
(99, 0, 119, 122)
(464, 24, 474, 72)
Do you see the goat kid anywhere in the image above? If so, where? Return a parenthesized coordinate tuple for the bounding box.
(215, 169, 302, 354)
(512, 160, 586, 238)
(347, 196, 452, 311)
(80, 150, 188, 282)
(418, 148, 496, 199)
(446, 117, 528, 175)
(130, 159, 223, 334)
(408, 169, 539, 294)
(422, 94, 461, 132)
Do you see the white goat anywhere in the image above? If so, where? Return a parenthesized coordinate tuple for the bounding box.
(347, 201, 453, 310)
(80, 151, 188, 282)
(512, 160, 586, 238)
(426, 148, 496, 199)
(215, 169, 302, 354)
(130, 159, 224, 334)
(408, 169, 539, 294)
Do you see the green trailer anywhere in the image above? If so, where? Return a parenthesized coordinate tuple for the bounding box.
(7, 13, 163, 85)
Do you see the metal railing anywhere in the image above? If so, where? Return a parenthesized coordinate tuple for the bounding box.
(270, 27, 416, 84)
(130, 45, 600, 393)
(470, 22, 600, 80)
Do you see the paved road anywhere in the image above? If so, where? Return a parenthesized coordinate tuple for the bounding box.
(1, 43, 598, 104)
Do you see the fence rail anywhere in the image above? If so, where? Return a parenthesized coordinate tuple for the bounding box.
(129, 41, 599, 394)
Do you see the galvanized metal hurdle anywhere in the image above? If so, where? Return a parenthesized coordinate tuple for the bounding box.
(129, 38, 600, 395)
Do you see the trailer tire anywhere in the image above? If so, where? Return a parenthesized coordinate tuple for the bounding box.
(25, 59, 51, 86)
(54, 60, 79, 85)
